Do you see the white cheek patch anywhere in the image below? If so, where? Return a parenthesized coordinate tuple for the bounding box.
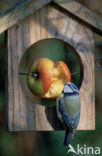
(63, 85, 73, 93)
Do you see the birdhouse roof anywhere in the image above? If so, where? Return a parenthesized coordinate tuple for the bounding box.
(0, 0, 102, 35)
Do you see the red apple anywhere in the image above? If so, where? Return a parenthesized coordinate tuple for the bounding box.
(27, 58, 71, 98)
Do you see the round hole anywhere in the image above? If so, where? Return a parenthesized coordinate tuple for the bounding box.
(18, 38, 83, 106)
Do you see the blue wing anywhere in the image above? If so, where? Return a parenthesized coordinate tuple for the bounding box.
(58, 100, 71, 145)
(58, 100, 80, 131)
(58, 100, 72, 127)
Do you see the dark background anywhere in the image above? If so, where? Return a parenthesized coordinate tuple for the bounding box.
(0, 0, 102, 156)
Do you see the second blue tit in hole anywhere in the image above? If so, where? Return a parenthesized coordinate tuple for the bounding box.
(56, 82, 81, 146)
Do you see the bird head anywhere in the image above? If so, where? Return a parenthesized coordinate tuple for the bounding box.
(62, 82, 78, 94)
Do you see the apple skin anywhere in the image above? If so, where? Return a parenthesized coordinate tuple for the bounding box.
(27, 58, 53, 96)
(27, 58, 71, 98)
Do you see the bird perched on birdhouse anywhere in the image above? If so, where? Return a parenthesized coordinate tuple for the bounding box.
(56, 82, 81, 146)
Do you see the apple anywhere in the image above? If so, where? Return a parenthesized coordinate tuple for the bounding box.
(27, 58, 71, 98)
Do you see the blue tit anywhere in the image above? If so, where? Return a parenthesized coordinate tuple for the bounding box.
(56, 82, 81, 146)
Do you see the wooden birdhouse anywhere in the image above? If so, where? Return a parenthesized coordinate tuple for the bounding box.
(1, 0, 101, 131)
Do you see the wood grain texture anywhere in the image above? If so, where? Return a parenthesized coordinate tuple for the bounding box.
(0, 0, 51, 34)
(7, 5, 95, 131)
(53, 0, 102, 36)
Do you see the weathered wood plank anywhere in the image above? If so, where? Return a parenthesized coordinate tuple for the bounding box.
(52, 0, 102, 36)
(0, 0, 51, 34)
(7, 5, 95, 131)
(0, 0, 102, 36)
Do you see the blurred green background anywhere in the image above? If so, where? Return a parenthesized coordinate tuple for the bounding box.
(0, 0, 102, 156)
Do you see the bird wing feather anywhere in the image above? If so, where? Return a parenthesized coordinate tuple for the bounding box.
(58, 100, 72, 128)
(58, 99, 80, 131)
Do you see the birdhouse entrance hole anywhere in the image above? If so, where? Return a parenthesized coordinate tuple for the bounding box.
(19, 38, 83, 106)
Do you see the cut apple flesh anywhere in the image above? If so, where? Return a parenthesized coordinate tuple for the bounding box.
(42, 61, 71, 98)
(44, 80, 65, 98)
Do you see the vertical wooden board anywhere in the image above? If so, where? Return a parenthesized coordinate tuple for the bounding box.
(7, 5, 95, 131)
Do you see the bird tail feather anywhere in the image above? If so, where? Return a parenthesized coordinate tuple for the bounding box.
(64, 130, 70, 146)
